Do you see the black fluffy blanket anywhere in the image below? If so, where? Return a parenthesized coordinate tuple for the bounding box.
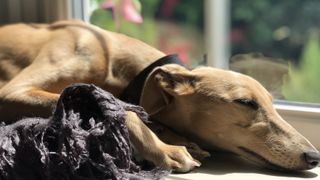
(0, 84, 169, 180)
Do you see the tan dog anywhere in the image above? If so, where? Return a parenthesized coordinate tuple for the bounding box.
(0, 20, 319, 172)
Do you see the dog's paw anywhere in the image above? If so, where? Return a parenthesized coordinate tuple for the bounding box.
(177, 142, 211, 161)
(159, 144, 201, 173)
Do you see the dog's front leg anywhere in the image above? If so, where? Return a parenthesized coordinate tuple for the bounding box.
(125, 111, 200, 172)
(147, 122, 211, 161)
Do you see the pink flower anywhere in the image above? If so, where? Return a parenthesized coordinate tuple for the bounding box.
(101, 0, 143, 24)
(102, 0, 114, 10)
(121, 0, 143, 23)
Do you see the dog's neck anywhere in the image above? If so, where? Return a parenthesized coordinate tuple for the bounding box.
(120, 54, 185, 105)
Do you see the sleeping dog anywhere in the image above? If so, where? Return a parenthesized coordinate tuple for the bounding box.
(0, 20, 319, 172)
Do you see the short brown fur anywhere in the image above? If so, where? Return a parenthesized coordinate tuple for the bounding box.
(0, 20, 319, 172)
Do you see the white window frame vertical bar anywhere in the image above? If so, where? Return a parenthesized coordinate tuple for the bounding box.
(205, 0, 230, 69)
(69, 0, 90, 22)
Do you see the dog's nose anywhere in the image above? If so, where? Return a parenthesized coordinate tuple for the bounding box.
(304, 151, 320, 168)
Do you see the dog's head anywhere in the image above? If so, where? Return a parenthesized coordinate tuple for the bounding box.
(140, 64, 320, 171)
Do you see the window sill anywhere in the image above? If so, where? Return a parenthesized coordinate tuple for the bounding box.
(167, 152, 319, 180)
(275, 100, 320, 116)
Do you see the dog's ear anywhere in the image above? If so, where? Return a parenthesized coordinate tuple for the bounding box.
(140, 64, 196, 115)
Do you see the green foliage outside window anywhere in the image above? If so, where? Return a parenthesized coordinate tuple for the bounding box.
(231, 0, 320, 103)
(282, 32, 320, 103)
(90, 0, 204, 65)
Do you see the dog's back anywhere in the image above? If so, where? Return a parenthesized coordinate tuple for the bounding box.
(0, 20, 164, 91)
(0, 20, 106, 89)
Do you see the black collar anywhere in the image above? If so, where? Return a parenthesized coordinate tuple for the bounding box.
(120, 54, 184, 105)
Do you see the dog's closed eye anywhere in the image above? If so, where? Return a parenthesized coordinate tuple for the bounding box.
(234, 99, 259, 110)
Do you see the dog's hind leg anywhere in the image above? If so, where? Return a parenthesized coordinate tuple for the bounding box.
(0, 60, 72, 122)
(0, 32, 106, 122)
(0, 76, 60, 122)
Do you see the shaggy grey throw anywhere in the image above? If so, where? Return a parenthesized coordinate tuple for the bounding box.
(0, 84, 169, 180)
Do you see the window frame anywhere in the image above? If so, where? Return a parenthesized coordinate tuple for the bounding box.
(80, 0, 320, 149)
(68, 0, 90, 22)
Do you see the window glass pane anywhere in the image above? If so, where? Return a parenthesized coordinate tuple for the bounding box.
(89, 0, 204, 66)
(89, 0, 320, 104)
(230, 0, 320, 103)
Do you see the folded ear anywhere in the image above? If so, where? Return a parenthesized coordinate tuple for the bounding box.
(140, 64, 196, 115)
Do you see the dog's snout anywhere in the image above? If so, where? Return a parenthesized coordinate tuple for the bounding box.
(304, 151, 320, 168)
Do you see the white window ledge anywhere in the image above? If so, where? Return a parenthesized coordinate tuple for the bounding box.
(167, 152, 320, 180)
(275, 100, 320, 115)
